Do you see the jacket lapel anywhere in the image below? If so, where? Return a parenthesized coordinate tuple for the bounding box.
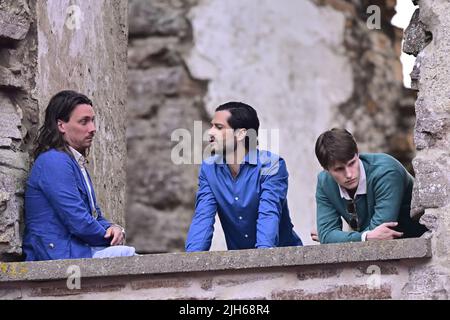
(69, 155, 95, 214)
(361, 155, 374, 215)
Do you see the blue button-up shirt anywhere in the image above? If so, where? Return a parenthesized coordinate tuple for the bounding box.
(185, 149, 302, 251)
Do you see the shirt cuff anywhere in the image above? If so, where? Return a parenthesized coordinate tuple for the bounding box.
(361, 231, 369, 242)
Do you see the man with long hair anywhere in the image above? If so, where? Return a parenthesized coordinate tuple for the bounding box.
(23, 90, 135, 260)
(185, 102, 302, 251)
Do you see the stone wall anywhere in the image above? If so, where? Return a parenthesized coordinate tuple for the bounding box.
(404, 0, 450, 299)
(322, 0, 417, 172)
(126, 0, 417, 251)
(34, 0, 129, 228)
(126, 0, 208, 253)
(0, 0, 128, 261)
(0, 0, 37, 261)
(0, 239, 432, 299)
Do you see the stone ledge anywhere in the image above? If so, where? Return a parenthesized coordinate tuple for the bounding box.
(0, 238, 431, 282)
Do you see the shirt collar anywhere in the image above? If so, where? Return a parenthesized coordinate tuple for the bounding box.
(339, 158, 367, 200)
(214, 149, 259, 166)
(69, 146, 87, 168)
(243, 149, 258, 165)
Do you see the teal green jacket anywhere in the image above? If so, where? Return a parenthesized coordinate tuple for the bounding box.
(316, 153, 426, 243)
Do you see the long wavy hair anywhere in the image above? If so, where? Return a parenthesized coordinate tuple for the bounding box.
(33, 90, 93, 160)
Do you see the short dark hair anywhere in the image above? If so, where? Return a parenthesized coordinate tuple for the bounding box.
(33, 90, 93, 160)
(315, 128, 358, 169)
(215, 102, 260, 150)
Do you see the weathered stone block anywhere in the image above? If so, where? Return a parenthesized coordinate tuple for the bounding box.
(0, 149, 27, 171)
(214, 273, 283, 287)
(0, 66, 24, 89)
(419, 209, 439, 231)
(0, 227, 14, 243)
(0, 93, 22, 141)
(403, 9, 432, 57)
(296, 267, 341, 281)
(0, 172, 24, 258)
(128, 67, 202, 97)
(126, 204, 192, 253)
(413, 156, 450, 208)
(0, 287, 22, 299)
(272, 284, 392, 300)
(128, 37, 180, 69)
(200, 279, 213, 291)
(0, 138, 12, 148)
(0, 1, 31, 40)
(414, 96, 448, 149)
(128, 0, 189, 37)
(29, 281, 126, 297)
(403, 265, 449, 299)
(130, 276, 190, 290)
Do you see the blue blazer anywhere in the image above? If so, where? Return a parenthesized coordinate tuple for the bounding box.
(23, 149, 112, 261)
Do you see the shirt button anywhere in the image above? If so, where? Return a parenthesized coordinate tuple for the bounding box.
(244, 234, 248, 238)
(239, 216, 243, 220)
(49, 243, 55, 249)
(235, 197, 239, 201)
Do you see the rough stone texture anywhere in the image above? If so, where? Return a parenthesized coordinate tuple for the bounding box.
(0, 66, 25, 88)
(0, 0, 31, 41)
(126, 0, 208, 253)
(128, 0, 191, 38)
(412, 154, 449, 209)
(0, 239, 431, 299)
(0, 238, 431, 282)
(402, 265, 449, 299)
(403, 0, 450, 299)
(34, 0, 128, 227)
(0, 0, 37, 261)
(272, 284, 392, 300)
(403, 9, 432, 57)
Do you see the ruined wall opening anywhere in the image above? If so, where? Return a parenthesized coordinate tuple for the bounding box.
(0, 0, 437, 266)
(125, 0, 431, 253)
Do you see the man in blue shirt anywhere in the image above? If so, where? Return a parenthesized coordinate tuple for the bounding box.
(185, 102, 302, 251)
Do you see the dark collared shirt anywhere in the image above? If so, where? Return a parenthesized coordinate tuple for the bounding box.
(185, 150, 302, 251)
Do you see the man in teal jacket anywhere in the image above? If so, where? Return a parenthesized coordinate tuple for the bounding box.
(314, 128, 427, 244)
